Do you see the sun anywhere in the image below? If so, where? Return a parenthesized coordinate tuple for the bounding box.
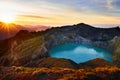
(0, 11, 15, 23)
(0, 13, 16, 23)
(0, 12, 17, 32)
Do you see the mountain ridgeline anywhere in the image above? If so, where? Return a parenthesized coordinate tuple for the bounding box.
(0, 22, 49, 40)
(0, 23, 120, 68)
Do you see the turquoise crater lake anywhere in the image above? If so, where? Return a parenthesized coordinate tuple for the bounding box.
(49, 43, 112, 63)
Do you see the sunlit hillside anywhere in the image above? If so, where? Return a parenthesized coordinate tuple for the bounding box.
(0, 66, 120, 80)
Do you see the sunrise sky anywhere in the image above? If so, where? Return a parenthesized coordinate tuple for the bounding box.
(0, 0, 120, 27)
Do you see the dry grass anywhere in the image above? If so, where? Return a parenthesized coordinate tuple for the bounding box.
(0, 66, 120, 80)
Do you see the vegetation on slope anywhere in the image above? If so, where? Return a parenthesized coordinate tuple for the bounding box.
(0, 36, 49, 66)
(14, 36, 44, 57)
(0, 66, 120, 80)
(111, 37, 120, 66)
(11, 36, 48, 65)
(25, 57, 78, 69)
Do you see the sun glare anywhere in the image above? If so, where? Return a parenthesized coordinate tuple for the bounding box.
(0, 13, 16, 23)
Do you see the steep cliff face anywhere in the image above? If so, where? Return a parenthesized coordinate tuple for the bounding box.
(0, 36, 49, 66)
(110, 37, 120, 66)
(0, 30, 46, 66)
(44, 23, 120, 52)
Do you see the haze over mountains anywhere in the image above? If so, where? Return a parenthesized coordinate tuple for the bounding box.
(0, 22, 49, 40)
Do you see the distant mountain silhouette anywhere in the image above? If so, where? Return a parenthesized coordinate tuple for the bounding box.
(0, 22, 49, 40)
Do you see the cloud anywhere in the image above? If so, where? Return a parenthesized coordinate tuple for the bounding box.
(73, 46, 98, 55)
(19, 15, 51, 19)
(111, 0, 120, 8)
(0, 0, 119, 25)
(103, 0, 120, 9)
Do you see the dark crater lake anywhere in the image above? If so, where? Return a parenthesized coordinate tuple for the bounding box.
(49, 43, 112, 63)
